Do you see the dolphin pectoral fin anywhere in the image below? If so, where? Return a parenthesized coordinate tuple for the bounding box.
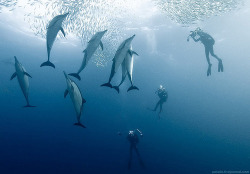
(132, 51, 139, 56)
(128, 50, 133, 57)
(82, 49, 86, 53)
(64, 89, 69, 98)
(74, 122, 86, 128)
(68, 73, 81, 81)
(112, 86, 120, 93)
(60, 27, 66, 37)
(24, 72, 32, 78)
(127, 85, 139, 92)
(100, 41, 104, 51)
(100, 82, 112, 88)
(82, 98, 86, 103)
(40, 61, 55, 68)
(10, 72, 17, 80)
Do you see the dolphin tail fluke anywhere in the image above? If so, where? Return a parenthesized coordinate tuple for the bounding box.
(24, 104, 36, 108)
(68, 73, 81, 81)
(100, 82, 112, 88)
(127, 85, 139, 92)
(112, 86, 120, 93)
(40, 61, 55, 68)
(74, 122, 86, 128)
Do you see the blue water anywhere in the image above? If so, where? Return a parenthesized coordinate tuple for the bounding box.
(1, 1, 250, 174)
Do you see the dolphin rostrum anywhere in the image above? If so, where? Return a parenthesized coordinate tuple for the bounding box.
(69, 30, 107, 80)
(113, 46, 139, 93)
(63, 71, 86, 128)
(10, 56, 35, 107)
(101, 35, 136, 90)
(40, 13, 69, 68)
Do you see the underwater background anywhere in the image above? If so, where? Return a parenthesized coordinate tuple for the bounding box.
(1, 0, 250, 173)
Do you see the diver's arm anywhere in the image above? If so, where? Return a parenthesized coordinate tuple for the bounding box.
(191, 36, 200, 42)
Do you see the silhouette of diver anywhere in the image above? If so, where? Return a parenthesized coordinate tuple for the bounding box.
(127, 130, 145, 169)
(148, 85, 168, 117)
(187, 28, 224, 76)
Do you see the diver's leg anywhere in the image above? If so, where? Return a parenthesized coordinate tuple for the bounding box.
(128, 144, 133, 169)
(210, 46, 220, 61)
(205, 47, 211, 65)
(205, 47, 212, 76)
(159, 102, 163, 114)
(134, 146, 145, 168)
(210, 46, 223, 72)
(153, 100, 161, 111)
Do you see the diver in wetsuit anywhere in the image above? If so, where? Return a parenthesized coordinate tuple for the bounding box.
(127, 130, 144, 169)
(151, 85, 168, 116)
(187, 28, 224, 76)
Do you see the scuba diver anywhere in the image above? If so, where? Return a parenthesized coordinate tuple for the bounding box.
(148, 85, 168, 117)
(126, 129, 144, 169)
(187, 28, 224, 76)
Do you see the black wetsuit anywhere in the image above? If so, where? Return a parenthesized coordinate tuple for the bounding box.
(127, 133, 144, 169)
(191, 31, 220, 65)
(154, 89, 168, 114)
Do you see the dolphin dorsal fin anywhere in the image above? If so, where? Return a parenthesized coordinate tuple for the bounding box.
(10, 72, 17, 80)
(100, 41, 104, 51)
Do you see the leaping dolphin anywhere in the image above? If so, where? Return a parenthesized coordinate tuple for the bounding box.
(63, 71, 86, 128)
(113, 46, 139, 93)
(69, 30, 107, 80)
(40, 13, 69, 68)
(101, 34, 136, 89)
(10, 56, 35, 107)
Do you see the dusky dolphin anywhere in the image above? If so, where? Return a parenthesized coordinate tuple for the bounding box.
(63, 71, 86, 128)
(69, 30, 107, 80)
(10, 56, 35, 107)
(40, 13, 69, 68)
(113, 46, 139, 93)
(101, 34, 136, 89)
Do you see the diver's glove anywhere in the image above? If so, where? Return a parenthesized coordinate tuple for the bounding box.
(218, 59, 223, 72)
(207, 64, 212, 76)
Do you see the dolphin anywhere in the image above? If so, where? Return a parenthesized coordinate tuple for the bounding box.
(69, 30, 107, 80)
(63, 71, 86, 128)
(40, 13, 69, 68)
(101, 35, 136, 90)
(113, 46, 139, 93)
(10, 56, 35, 107)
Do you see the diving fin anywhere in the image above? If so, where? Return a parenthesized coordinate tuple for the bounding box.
(112, 86, 119, 93)
(74, 122, 86, 128)
(207, 64, 212, 76)
(68, 73, 81, 81)
(218, 60, 224, 72)
(100, 82, 112, 88)
(127, 85, 139, 92)
(40, 61, 55, 68)
(10, 72, 17, 80)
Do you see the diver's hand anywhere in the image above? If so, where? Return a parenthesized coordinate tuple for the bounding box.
(207, 64, 212, 76)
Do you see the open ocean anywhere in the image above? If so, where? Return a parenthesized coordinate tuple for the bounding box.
(0, 0, 250, 173)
